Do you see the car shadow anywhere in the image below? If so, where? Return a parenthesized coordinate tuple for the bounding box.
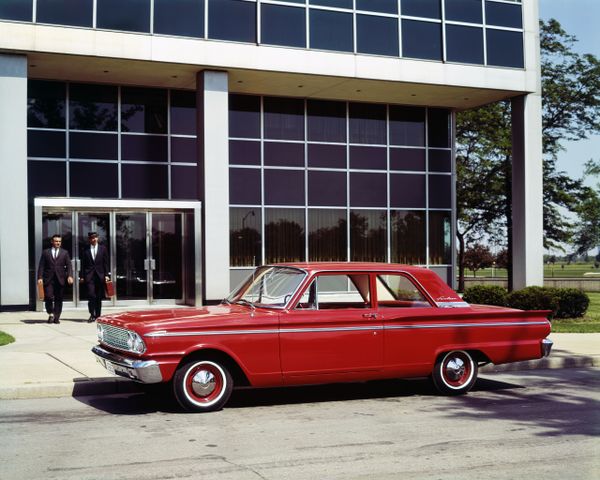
(21, 319, 89, 324)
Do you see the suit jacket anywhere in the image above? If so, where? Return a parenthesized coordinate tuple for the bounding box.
(37, 248, 73, 286)
(81, 244, 110, 283)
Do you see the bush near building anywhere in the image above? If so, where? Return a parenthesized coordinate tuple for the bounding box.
(0, 331, 15, 347)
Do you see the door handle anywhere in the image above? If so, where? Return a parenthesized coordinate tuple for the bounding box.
(150, 259, 156, 270)
(144, 259, 149, 270)
(76, 259, 81, 271)
(362, 313, 379, 319)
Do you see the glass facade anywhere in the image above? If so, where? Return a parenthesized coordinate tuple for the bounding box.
(228, 94, 453, 269)
(27, 80, 198, 201)
(1, 0, 524, 68)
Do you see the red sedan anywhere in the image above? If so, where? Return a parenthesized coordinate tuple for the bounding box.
(92, 263, 553, 412)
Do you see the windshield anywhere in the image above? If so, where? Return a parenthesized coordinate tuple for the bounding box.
(225, 266, 306, 308)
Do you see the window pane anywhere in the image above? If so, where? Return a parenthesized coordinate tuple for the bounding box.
(37, 0, 93, 27)
(349, 103, 386, 144)
(264, 142, 304, 167)
(401, 20, 442, 60)
(350, 172, 386, 207)
(429, 211, 452, 264)
(154, 0, 204, 37)
(229, 168, 261, 204)
(170, 90, 196, 135)
(70, 132, 118, 160)
(28, 80, 65, 129)
(428, 175, 451, 208)
(389, 105, 425, 146)
(428, 108, 450, 148)
(122, 164, 168, 199)
(261, 4, 306, 48)
(376, 274, 431, 307)
(122, 134, 168, 162)
(390, 173, 426, 208)
(444, 0, 482, 23)
(307, 99, 346, 143)
(28, 161, 66, 197)
(28, 131, 65, 158)
(485, 0, 522, 28)
(264, 169, 305, 206)
(350, 210, 386, 262)
(70, 162, 118, 198)
(357, 0, 397, 14)
(401, 0, 440, 19)
(171, 137, 198, 163)
(446, 25, 483, 64)
(97, 0, 150, 33)
(486, 29, 523, 68)
(264, 97, 304, 140)
(308, 144, 346, 169)
(310, 0, 352, 8)
(0, 0, 32, 21)
(208, 0, 256, 43)
(69, 83, 118, 131)
(390, 210, 425, 264)
(230, 207, 262, 266)
(429, 149, 451, 172)
(229, 94, 261, 138)
(308, 171, 346, 206)
(171, 165, 198, 199)
(265, 208, 305, 263)
(390, 148, 425, 171)
(309, 209, 347, 261)
(357, 14, 399, 57)
(310, 9, 353, 53)
(350, 146, 386, 170)
(229, 140, 260, 165)
(121, 87, 168, 134)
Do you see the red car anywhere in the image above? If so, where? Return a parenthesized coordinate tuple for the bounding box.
(92, 263, 553, 412)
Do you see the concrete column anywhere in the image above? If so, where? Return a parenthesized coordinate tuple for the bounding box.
(0, 54, 29, 309)
(511, 93, 544, 289)
(196, 70, 230, 302)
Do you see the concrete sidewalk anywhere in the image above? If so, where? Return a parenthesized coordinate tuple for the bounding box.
(1, 309, 599, 400)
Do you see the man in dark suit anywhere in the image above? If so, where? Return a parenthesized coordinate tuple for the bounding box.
(37, 234, 73, 324)
(81, 231, 110, 323)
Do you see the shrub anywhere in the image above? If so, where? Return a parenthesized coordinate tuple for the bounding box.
(554, 288, 589, 319)
(506, 286, 560, 319)
(462, 285, 508, 306)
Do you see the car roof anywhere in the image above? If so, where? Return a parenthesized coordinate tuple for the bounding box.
(271, 262, 428, 275)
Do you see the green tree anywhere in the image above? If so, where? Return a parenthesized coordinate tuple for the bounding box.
(463, 244, 494, 277)
(573, 160, 600, 257)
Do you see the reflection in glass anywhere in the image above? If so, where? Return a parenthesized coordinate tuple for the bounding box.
(357, 0, 397, 14)
(350, 210, 386, 262)
(444, 0, 482, 23)
(261, 3, 306, 48)
(309, 9, 353, 53)
(264, 97, 304, 140)
(485, 0, 522, 28)
(230, 207, 262, 267)
(152, 213, 183, 300)
(310, 0, 352, 8)
(97, 0, 150, 33)
(349, 103, 386, 145)
(229, 94, 261, 139)
(69, 83, 118, 131)
(446, 25, 483, 64)
(429, 211, 452, 264)
(78, 213, 110, 302)
(154, 0, 204, 38)
(116, 213, 147, 300)
(307, 100, 346, 143)
(356, 14, 399, 57)
(265, 208, 305, 263)
(170, 90, 197, 135)
(42, 212, 73, 302)
(401, 20, 442, 61)
(121, 87, 167, 134)
(401, 0, 441, 19)
(28, 80, 65, 129)
(391, 210, 426, 264)
(0, 0, 32, 21)
(486, 29, 524, 68)
(308, 209, 347, 261)
(37, 0, 93, 27)
(208, 0, 256, 43)
(389, 106, 425, 146)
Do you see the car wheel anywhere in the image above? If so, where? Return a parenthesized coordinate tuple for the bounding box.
(432, 350, 478, 396)
(173, 359, 233, 412)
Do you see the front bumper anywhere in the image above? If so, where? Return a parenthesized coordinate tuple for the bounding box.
(542, 338, 553, 357)
(92, 345, 163, 383)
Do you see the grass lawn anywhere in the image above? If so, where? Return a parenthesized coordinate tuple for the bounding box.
(470, 263, 600, 278)
(0, 331, 15, 346)
(551, 292, 600, 333)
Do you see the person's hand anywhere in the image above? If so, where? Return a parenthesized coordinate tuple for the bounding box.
(79, 278, 84, 284)
(105, 276, 110, 283)
(37, 279, 43, 285)
(67, 276, 74, 285)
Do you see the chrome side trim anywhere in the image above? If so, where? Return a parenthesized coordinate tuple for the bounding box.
(92, 345, 162, 383)
(542, 338, 553, 357)
(144, 321, 549, 338)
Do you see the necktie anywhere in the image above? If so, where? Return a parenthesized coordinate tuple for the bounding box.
(53, 249, 57, 259)
(92, 246, 96, 261)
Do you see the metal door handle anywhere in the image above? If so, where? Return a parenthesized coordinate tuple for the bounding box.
(150, 259, 156, 270)
(76, 259, 81, 270)
(144, 259, 149, 270)
(362, 313, 379, 319)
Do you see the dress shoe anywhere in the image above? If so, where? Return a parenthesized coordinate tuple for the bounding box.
(47, 314, 54, 324)
(87, 315, 95, 323)
(53, 318, 60, 324)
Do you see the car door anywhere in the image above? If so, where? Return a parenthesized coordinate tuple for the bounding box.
(279, 272, 383, 384)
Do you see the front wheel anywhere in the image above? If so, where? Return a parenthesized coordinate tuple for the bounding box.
(431, 350, 478, 396)
(173, 359, 233, 412)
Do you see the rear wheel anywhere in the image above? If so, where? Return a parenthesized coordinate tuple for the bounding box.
(173, 359, 233, 412)
(432, 350, 478, 396)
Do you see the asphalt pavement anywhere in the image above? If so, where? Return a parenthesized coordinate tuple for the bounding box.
(0, 308, 598, 400)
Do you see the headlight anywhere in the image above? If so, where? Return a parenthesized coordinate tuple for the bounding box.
(127, 331, 146, 354)
(97, 323, 104, 342)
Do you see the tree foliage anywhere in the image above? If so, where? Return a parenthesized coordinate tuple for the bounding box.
(463, 244, 494, 276)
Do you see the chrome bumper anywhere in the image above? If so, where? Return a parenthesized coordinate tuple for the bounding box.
(92, 345, 163, 384)
(542, 338, 553, 357)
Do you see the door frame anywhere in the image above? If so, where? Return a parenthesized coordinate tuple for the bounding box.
(34, 198, 203, 310)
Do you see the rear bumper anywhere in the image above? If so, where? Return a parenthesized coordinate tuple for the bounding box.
(92, 345, 163, 384)
(542, 338, 553, 357)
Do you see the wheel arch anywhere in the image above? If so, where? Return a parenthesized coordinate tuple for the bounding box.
(178, 348, 251, 387)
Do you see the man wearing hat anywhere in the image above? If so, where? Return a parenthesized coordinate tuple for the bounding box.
(81, 231, 110, 322)
(37, 234, 73, 324)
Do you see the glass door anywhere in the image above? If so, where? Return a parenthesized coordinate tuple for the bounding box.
(76, 212, 111, 306)
(115, 213, 148, 302)
(41, 212, 75, 305)
(151, 213, 183, 302)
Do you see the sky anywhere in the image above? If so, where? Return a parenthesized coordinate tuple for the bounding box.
(539, 0, 600, 186)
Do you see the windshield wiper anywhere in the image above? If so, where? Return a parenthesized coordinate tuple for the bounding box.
(221, 298, 231, 305)
(234, 299, 255, 309)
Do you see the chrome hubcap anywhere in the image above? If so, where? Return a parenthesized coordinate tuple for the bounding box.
(191, 369, 216, 397)
(445, 357, 466, 381)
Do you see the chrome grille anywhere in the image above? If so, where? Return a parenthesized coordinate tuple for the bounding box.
(101, 324, 130, 351)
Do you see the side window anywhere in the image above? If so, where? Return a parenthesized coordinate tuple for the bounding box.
(296, 274, 371, 309)
(376, 274, 431, 308)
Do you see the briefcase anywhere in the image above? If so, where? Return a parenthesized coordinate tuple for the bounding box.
(105, 280, 115, 298)
(37, 282, 45, 301)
